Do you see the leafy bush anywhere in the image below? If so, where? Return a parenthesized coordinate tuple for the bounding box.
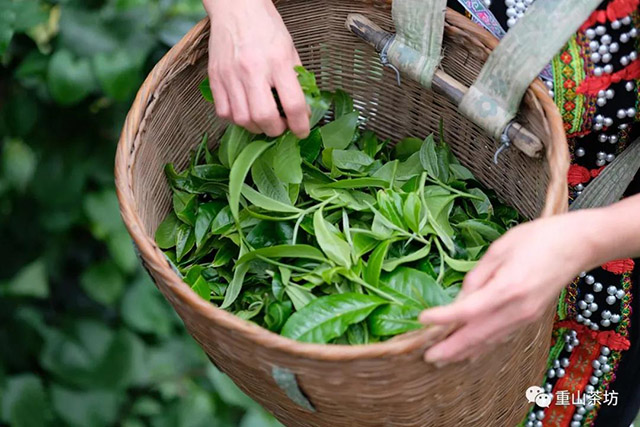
(0, 0, 277, 425)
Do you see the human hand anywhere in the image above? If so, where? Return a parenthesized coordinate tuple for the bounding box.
(419, 211, 600, 365)
(203, 0, 310, 138)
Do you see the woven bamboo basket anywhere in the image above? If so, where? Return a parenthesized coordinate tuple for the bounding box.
(116, 1, 570, 425)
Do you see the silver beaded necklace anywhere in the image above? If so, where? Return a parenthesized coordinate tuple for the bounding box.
(505, 0, 536, 28)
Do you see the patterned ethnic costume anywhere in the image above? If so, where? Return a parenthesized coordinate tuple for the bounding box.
(449, 1, 640, 426)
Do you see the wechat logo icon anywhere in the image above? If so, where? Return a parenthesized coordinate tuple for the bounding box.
(526, 386, 553, 408)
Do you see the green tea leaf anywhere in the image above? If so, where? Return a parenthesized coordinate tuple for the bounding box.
(442, 253, 478, 272)
(333, 89, 354, 119)
(173, 191, 198, 226)
(199, 77, 213, 102)
(175, 223, 195, 261)
(273, 132, 302, 184)
(251, 150, 290, 204)
(241, 185, 300, 213)
(368, 304, 422, 337)
(331, 149, 374, 172)
(236, 244, 327, 265)
(300, 128, 322, 163)
(323, 177, 388, 189)
(380, 267, 452, 308)
(457, 219, 503, 241)
(191, 164, 228, 181)
(419, 134, 439, 179)
(364, 240, 392, 287)
(382, 243, 431, 272)
(450, 163, 475, 181)
(281, 293, 385, 343)
(155, 212, 179, 249)
(403, 192, 422, 234)
(313, 207, 352, 268)
(319, 111, 358, 150)
(191, 276, 211, 300)
(219, 125, 253, 169)
(212, 240, 238, 267)
(228, 140, 275, 220)
(194, 202, 225, 247)
(393, 137, 422, 161)
(220, 262, 250, 309)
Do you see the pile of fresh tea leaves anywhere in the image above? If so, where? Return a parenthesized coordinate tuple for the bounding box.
(155, 68, 520, 345)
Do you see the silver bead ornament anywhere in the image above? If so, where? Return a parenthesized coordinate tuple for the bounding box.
(547, 368, 556, 378)
(605, 89, 615, 99)
(576, 147, 586, 157)
(606, 153, 615, 162)
(594, 369, 603, 377)
(586, 28, 596, 39)
(630, 51, 638, 61)
(621, 33, 630, 43)
(598, 355, 608, 364)
(595, 25, 606, 36)
(592, 359, 601, 369)
(597, 151, 606, 160)
(536, 410, 545, 420)
(621, 15, 632, 25)
(561, 358, 570, 368)
(608, 285, 618, 295)
(606, 295, 617, 305)
(576, 314, 585, 323)
(589, 302, 598, 311)
(585, 293, 595, 303)
(609, 135, 618, 144)
(582, 309, 592, 318)
(621, 55, 630, 66)
(604, 117, 614, 127)
(591, 52, 601, 63)
(576, 183, 585, 191)
(601, 346, 611, 356)
(612, 19, 622, 30)
(617, 109, 628, 119)
(611, 314, 621, 323)
(628, 107, 637, 117)
(601, 34, 612, 45)
(577, 407, 587, 415)
(578, 300, 588, 310)
(602, 310, 612, 319)
(604, 64, 614, 73)
(602, 364, 611, 373)
(601, 318, 611, 327)
(616, 289, 625, 299)
(610, 42, 620, 53)
(594, 67, 604, 76)
(585, 275, 595, 285)
(591, 323, 599, 331)
(596, 159, 606, 167)
(593, 282, 603, 292)
(626, 81, 635, 91)
(589, 376, 599, 385)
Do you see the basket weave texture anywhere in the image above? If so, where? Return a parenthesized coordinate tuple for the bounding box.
(116, 1, 570, 425)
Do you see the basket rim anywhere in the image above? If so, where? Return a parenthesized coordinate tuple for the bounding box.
(115, 5, 569, 361)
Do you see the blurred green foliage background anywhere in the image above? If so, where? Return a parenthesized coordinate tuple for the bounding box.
(0, 0, 278, 425)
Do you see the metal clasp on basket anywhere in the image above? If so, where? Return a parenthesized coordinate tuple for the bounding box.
(494, 124, 512, 165)
(380, 35, 402, 86)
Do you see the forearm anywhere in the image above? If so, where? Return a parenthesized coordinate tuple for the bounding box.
(579, 193, 640, 269)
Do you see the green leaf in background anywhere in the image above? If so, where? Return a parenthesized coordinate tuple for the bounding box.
(319, 111, 358, 150)
(121, 276, 174, 338)
(92, 50, 142, 101)
(84, 190, 123, 240)
(295, 65, 330, 127)
(47, 49, 95, 105)
(313, 207, 352, 268)
(1, 374, 50, 427)
(1, 138, 36, 192)
(281, 293, 386, 343)
(2, 258, 48, 298)
(51, 386, 120, 427)
(80, 260, 125, 305)
(106, 230, 138, 274)
(273, 132, 302, 184)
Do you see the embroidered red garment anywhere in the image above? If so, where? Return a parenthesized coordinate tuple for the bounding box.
(568, 164, 591, 186)
(579, 0, 640, 31)
(590, 166, 605, 178)
(602, 258, 636, 275)
(576, 61, 640, 96)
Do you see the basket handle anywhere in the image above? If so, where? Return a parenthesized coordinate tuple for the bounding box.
(345, 13, 542, 158)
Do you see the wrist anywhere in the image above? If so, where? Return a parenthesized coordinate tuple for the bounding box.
(571, 208, 613, 271)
